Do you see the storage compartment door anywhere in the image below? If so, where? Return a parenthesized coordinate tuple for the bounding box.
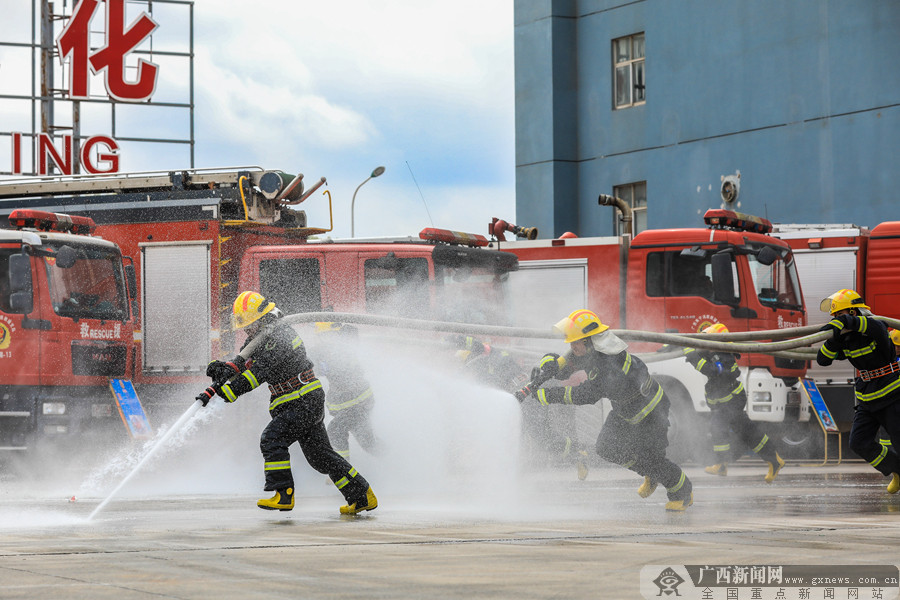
(141, 242, 211, 372)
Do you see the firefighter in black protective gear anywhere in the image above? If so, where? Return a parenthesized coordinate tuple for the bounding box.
(817, 289, 900, 493)
(516, 309, 693, 511)
(198, 291, 377, 514)
(683, 323, 784, 482)
(313, 322, 383, 460)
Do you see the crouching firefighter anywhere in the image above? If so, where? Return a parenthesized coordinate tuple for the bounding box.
(197, 291, 377, 515)
(683, 323, 784, 483)
(515, 309, 693, 511)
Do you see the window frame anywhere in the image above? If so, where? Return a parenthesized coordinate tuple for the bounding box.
(612, 33, 645, 109)
(612, 181, 648, 236)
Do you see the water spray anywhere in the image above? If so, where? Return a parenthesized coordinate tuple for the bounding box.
(87, 400, 202, 520)
(86, 326, 273, 520)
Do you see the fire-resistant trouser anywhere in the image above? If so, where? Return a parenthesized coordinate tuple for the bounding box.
(848, 401, 900, 476)
(594, 396, 691, 501)
(326, 400, 382, 458)
(709, 400, 777, 464)
(260, 387, 370, 503)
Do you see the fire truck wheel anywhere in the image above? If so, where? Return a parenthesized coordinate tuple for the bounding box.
(775, 420, 825, 460)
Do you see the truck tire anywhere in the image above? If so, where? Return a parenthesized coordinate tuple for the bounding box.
(775, 420, 825, 460)
(656, 376, 711, 465)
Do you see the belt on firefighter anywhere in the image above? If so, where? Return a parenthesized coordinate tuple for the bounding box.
(268, 369, 316, 396)
(269, 379, 323, 411)
(858, 361, 900, 382)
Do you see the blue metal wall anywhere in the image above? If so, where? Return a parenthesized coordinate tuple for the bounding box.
(515, 0, 900, 237)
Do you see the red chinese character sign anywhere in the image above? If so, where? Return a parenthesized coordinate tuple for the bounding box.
(57, 0, 160, 102)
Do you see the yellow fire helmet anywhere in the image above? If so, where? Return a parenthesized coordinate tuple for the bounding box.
(703, 323, 729, 334)
(819, 289, 870, 315)
(232, 291, 277, 330)
(890, 329, 900, 347)
(554, 309, 609, 343)
(315, 322, 343, 334)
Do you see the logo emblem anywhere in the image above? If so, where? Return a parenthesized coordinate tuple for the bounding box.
(653, 567, 685, 596)
(0, 322, 10, 350)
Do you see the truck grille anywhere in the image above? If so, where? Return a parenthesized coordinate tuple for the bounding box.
(71, 341, 127, 377)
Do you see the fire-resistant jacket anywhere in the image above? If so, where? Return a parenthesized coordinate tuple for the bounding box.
(315, 342, 373, 415)
(683, 348, 745, 408)
(817, 314, 900, 411)
(219, 320, 321, 412)
(535, 348, 666, 425)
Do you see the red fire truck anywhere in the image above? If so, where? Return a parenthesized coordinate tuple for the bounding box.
(492, 207, 811, 461)
(773, 221, 900, 427)
(0, 210, 136, 455)
(0, 168, 517, 456)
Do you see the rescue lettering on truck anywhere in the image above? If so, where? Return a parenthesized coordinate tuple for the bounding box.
(494, 208, 811, 461)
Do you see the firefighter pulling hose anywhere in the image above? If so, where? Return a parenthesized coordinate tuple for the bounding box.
(200, 291, 377, 515)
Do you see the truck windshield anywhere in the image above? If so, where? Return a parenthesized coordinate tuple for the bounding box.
(435, 265, 512, 326)
(44, 243, 129, 321)
(747, 244, 803, 310)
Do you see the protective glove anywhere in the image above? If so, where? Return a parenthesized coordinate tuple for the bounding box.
(537, 353, 562, 380)
(195, 386, 219, 407)
(206, 358, 244, 386)
(819, 314, 854, 340)
(514, 384, 534, 403)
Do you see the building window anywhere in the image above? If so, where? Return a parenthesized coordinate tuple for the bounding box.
(613, 182, 647, 235)
(613, 33, 645, 109)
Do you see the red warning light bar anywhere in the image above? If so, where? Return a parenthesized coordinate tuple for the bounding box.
(8, 209, 97, 235)
(703, 209, 773, 234)
(419, 227, 489, 247)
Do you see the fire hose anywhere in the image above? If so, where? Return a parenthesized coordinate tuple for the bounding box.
(279, 311, 900, 363)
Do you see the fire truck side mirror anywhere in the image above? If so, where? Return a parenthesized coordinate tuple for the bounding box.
(756, 246, 778, 266)
(125, 264, 137, 300)
(8, 253, 33, 314)
(710, 251, 738, 306)
(56, 245, 78, 269)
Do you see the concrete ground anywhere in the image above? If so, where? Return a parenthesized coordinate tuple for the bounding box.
(0, 461, 898, 599)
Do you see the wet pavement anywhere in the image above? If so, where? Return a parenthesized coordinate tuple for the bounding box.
(0, 461, 898, 599)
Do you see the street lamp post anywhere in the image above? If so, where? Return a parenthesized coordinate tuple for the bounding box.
(351, 166, 386, 237)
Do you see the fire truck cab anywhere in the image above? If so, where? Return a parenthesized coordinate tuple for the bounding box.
(0, 210, 135, 453)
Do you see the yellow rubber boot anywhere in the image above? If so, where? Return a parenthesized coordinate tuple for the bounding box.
(887, 473, 900, 494)
(665, 493, 693, 512)
(340, 486, 378, 515)
(637, 476, 658, 498)
(764, 453, 785, 483)
(704, 463, 728, 476)
(257, 488, 294, 511)
(576, 450, 589, 481)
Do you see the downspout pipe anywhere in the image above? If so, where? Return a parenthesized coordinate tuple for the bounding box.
(598, 194, 632, 238)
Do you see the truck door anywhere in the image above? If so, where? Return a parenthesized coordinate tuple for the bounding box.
(141, 241, 211, 373)
(650, 248, 743, 333)
(0, 246, 43, 386)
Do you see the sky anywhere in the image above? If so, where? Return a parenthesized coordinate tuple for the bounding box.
(0, 0, 516, 239)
